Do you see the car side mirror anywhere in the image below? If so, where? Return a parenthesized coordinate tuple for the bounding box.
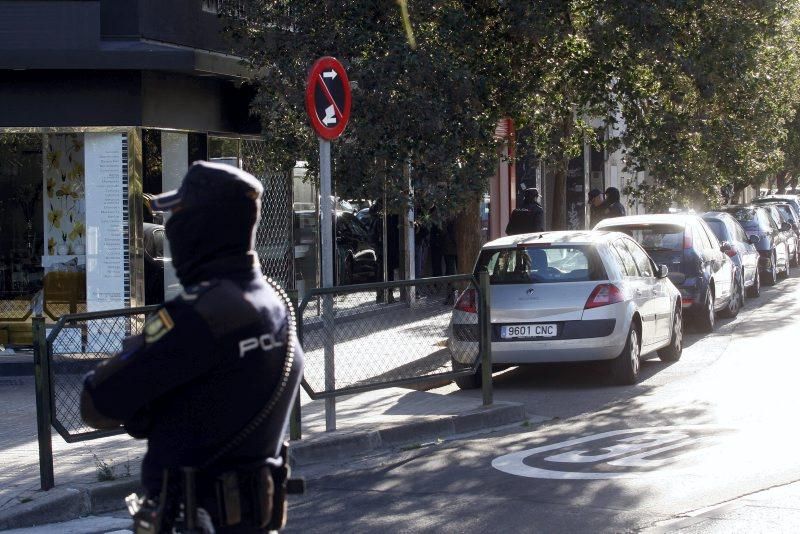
(720, 241, 732, 253)
(782, 222, 792, 232)
(657, 264, 669, 279)
(749, 234, 760, 245)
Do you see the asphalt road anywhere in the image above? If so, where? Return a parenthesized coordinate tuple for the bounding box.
(286, 271, 800, 533)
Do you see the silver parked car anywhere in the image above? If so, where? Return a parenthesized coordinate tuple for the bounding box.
(449, 231, 683, 388)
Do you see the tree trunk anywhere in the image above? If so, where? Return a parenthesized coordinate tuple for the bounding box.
(549, 116, 573, 231)
(777, 170, 788, 194)
(455, 196, 482, 274)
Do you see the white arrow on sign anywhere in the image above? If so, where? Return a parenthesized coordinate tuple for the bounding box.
(322, 105, 337, 125)
(323, 70, 338, 79)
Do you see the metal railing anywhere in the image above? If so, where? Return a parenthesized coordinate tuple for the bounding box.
(32, 272, 494, 489)
(296, 272, 493, 432)
(33, 306, 158, 489)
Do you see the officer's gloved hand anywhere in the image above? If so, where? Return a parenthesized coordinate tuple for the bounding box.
(125, 407, 153, 439)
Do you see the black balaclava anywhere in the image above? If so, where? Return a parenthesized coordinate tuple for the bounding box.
(165, 198, 259, 286)
(155, 161, 263, 286)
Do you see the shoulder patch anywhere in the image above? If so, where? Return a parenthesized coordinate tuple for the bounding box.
(144, 308, 175, 344)
(193, 279, 260, 339)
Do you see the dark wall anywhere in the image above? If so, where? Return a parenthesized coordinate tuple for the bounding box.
(0, 70, 142, 127)
(139, 0, 231, 53)
(0, 69, 257, 133)
(0, 0, 100, 49)
(141, 72, 259, 133)
(100, 1, 140, 39)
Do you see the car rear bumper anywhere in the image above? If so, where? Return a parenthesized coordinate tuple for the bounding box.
(449, 318, 626, 365)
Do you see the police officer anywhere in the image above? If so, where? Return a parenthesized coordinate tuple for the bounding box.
(80, 161, 304, 533)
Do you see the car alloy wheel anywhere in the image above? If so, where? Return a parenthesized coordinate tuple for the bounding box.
(696, 288, 715, 332)
(611, 325, 641, 385)
(746, 269, 760, 298)
(721, 276, 742, 318)
(658, 307, 683, 362)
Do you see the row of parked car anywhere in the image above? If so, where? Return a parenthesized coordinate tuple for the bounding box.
(449, 194, 800, 388)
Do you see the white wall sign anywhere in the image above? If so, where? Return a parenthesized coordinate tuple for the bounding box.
(84, 133, 130, 353)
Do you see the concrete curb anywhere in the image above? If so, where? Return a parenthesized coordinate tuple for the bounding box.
(0, 402, 527, 530)
(290, 401, 527, 466)
(0, 478, 140, 531)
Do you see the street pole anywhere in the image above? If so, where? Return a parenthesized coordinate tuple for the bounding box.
(32, 315, 54, 489)
(319, 138, 336, 431)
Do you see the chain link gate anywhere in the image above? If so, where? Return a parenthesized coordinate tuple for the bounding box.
(241, 139, 294, 291)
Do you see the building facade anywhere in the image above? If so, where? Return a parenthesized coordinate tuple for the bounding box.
(0, 0, 296, 346)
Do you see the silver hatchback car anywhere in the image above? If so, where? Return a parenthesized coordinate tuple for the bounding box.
(449, 231, 683, 387)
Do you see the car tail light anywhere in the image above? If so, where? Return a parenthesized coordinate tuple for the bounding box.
(454, 288, 478, 314)
(681, 297, 694, 307)
(724, 248, 737, 257)
(584, 284, 624, 309)
(683, 232, 693, 250)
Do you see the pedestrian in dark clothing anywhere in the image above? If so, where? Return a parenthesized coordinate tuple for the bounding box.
(603, 187, 626, 219)
(506, 188, 544, 235)
(81, 161, 304, 532)
(587, 188, 605, 228)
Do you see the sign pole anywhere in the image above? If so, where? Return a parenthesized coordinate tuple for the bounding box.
(305, 56, 350, 433)
(319, 138, 336, 431)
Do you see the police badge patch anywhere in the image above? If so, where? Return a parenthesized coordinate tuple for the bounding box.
(144, 308, 175, 344)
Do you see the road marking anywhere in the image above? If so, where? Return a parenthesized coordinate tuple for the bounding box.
(492, 426, 728, 480)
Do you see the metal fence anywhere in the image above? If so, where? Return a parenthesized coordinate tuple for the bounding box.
(297, 273, 493, 431)
(1, 291, 33, 321)
(32, 273, 493, 489)
(241, 139, 294, 290)
(32, 306, 158, 489)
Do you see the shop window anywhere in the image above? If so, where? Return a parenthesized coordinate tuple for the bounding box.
(0, 134, 45, 339)
(209, 136, 241, 168)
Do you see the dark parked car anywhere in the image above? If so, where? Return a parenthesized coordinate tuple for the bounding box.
(721, 205, 790, 286)
(595, 214, 736, 332)
(335, 211, 378, 285)
(753, 194, 800, 218)
(702, 212, 761, 298)
(758, 201, 800, 266)
(761, 204, 797, 272)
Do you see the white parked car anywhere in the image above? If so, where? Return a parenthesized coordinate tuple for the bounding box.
(449, 231, 683, 387)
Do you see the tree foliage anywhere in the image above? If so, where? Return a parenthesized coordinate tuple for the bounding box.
(227, 0, 800, 221)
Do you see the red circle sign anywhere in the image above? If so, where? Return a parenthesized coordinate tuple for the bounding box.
(305, 57, 351, 140)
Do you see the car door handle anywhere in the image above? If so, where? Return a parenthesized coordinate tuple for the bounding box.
(635, 289, 643, 296)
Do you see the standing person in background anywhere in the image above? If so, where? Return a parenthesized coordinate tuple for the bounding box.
(603, 187, 626, 219)
(505, 188, 544, 235)
(587, 188, 605, 228)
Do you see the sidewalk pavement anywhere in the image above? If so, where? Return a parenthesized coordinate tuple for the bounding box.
(0, 368, 534, 530)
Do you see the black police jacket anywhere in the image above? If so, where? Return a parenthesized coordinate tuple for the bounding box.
(81, 254, 304, 495)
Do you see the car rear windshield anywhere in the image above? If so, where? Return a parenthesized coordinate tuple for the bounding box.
(726, 208, 765, 231)
(475, 245, 606, 284)
(600, 224, 684, 252)
(703, 219, 727, 241)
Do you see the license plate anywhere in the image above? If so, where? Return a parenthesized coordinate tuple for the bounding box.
(501, 324, 557, 339)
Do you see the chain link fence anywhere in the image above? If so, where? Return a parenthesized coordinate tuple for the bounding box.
(298, 275, 486, 399)
(241, 139, 294, 290)
(0, 291, 33, 322)
(43, 306, 158, 442)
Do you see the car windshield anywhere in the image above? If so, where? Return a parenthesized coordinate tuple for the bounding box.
(601, 224, 684, 252)
(475, 245, 606, 284)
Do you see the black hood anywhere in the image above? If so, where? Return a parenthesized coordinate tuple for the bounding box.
(165, 199, 260, 285)
(605, 187, 621, 204)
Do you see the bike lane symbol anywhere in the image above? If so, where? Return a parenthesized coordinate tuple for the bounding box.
(492, 426, 729, 480)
